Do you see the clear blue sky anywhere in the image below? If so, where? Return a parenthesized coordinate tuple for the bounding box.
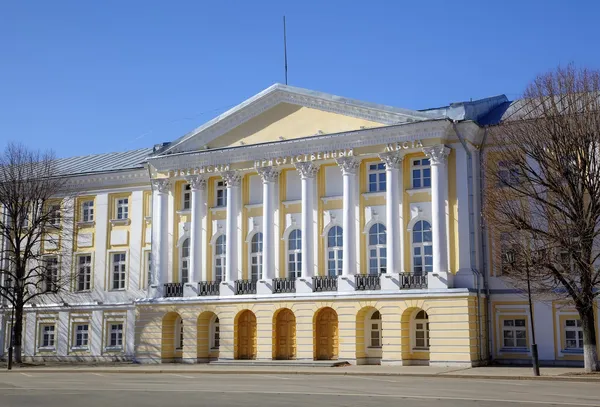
(1, 0, 599, 158)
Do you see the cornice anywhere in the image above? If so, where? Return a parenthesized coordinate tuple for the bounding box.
(149, 120, 450, 173)
(65, 169, 150, 190)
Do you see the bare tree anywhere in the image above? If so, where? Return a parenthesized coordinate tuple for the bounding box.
(484, 65, 600, 372)
(0, 142, 74, 365)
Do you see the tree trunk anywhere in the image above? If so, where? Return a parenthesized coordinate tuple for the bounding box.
(580, 306, 599, 372)
(13, 303, 23, 364)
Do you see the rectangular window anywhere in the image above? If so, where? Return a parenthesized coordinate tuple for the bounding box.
(564, 319, 584, 350)
(502, 318, 527, 348)
(146, 251, 152, 287)
(73, 324, 89, 348)
(81, 200, 94, 222)
(216, 181, 226, 207)
(111, 252, 127, 290)
(43, 256, 59, 292)
(108, 323, 124, 348)
(368, 163, 386, 192)
(411, 158, 431, 189)
(116, 198, 129, 220)
(497, 161, 520, 186)
(182, 184, 191, 210)
(48, 204, 61, 226)
(76, 254, 92, 291)
(40, 324, 56, 349)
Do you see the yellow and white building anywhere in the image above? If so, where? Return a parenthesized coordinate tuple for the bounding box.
(1, 84, 598, 366)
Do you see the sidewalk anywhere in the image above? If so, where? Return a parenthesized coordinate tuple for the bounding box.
(0, 363, 598, 382)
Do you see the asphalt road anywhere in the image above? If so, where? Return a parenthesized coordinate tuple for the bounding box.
(0, 372, 598, 407)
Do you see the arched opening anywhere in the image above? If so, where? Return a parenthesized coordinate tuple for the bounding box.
(356, 307, 382, 365)
(401, 307, 430, 365)
(273, 308, 296, 360)
(314, 307, 338, 360)
(161, 311, 182, 363)
(235, 310, 257, 360)
(197, 311, 219, 362)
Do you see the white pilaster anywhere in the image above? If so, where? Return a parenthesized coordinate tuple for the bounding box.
(295, 162, 319, 282)
(423, 145, 450, 277)
(151, 179, 170, 298)
(336, 157, 359, 277)
(184, 175, 206, 296)
(379, 152, 404, 275)
(222, 171, 241, 283)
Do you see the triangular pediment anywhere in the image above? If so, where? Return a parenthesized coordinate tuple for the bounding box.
(160, 84, 438, 154)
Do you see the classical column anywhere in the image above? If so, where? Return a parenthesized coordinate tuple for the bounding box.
(336, 157, 359, 277)
(150, 179, 170, 297)
(423, 145, 450, 276)
(184, 175, 206, 285)
(257, 167, 278, 281)
(295, 162, 319, 283)
(222, 171, 241, 283)
(379, 152, 404, 274)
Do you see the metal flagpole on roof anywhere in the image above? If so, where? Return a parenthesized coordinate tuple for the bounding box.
(283, 16, 288, 85)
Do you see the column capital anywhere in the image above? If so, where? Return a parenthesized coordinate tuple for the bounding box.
(221, 170, 242, 187)
(184, 175, 207, 191)
(336, 156, 360, 175)
(295, 162, 319, 179)
(151, 179, 171, 194)
(378, 152, 404, 169)
(256, 166, 279, 183)
(423, 145, 451, 165)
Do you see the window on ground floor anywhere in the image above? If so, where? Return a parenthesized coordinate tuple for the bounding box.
(413, 310, 430, 350)
(211, 316, 220, 349)
(564, 319, 583, 351)
(107, 322, 124, 350)
(369, 311, 382, 348)
(39, 324, 56, 350)
(502, 318, 527, 349)
(73, 323, 90, 349)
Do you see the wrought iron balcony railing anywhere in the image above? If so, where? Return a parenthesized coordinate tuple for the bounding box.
(273, 278, 296, 294)
(312, 276, 338, 292)
(235, 279, 257, 295)
(164, 282, 184, 298)
(198, 281, 220, 296)
(400, 273, 428, 289)
(355, 274, 381, 291)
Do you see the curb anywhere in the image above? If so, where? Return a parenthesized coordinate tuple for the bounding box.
(0, 368, 598, 382)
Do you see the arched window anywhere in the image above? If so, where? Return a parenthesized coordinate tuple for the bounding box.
(250, 232, 263, 281)
(287, 229, 302, 279)
(175, 317, 184, 351)
(180, 238, 190, 284)
(413, 310, 430, 350)
(368, 223, 387, 275)
(210, 316, 220, 349)
(412, 221, 432, 275)
(327, 226, 343, 277)
(214, 235, 226, 282)
(368, 310, 382, 348)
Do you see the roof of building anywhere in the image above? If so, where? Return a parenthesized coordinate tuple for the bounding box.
(54, 147, 153, 176)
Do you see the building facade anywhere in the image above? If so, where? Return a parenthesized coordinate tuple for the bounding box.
(0, 84, 597, 366)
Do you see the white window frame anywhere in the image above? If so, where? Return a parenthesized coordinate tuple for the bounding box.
(81, 200, 94, 222)
(367, 162, 386, 192)
(210, 316, 220, 349)
(116, 198, 129, 220)
(182, 183, 191, 211)
(411, 158, 431, 189)
(368, 223, 387, 275)
(287, 229, 302, 279)
(175, 317, 184, 351)
(215, 181, 227, 207)
(39, 324, 56, 350)
(413, 310, 430, 350)
(564, 319, 584, 351)
(110, 252, 127, 291)
(72, 323, 90, 350)
(106, 322, 124, 350)
(180, 238, 190, 284)
(250, 232, 263, 281)
(214, 234, 226, 282)
(367, 310, 382, 348)
(48, 204, 61, 226)
(497, 161, 521, 186)
(502, 318, 527, 349)
(326, 226, 343, 277)
(76, 253, 92, 292)
(42, 255, 59, 292)
(411, 220, 433, 275)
